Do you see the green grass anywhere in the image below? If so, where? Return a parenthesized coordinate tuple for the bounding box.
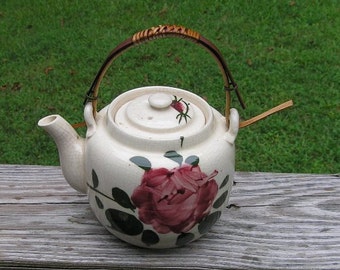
(0, 0, 339, 173)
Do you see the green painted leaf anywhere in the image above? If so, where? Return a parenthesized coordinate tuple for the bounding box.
(185, 155, 199, 166)
(92, 169, 99, 188)
(141, 230, 160, 246)
(95, 196, 104, 209)
(213, 190, 229, 209)
(112, 187, 136, 211)
(130, 156, 151, 171)
(220, 175, 229, 189)
(198, 211, 221, 235)
(164, 150, 183, 165)
(105, 209, 143, 236)
(176, 232, 195, 246)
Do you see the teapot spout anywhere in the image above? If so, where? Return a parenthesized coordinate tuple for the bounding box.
(38, 115, 87, 193)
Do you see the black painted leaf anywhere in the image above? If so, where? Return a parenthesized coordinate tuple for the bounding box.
(220, 175, 229, 189)
(164, 150, 183, 165)
(105, 209, 143, 235)
(213, 190, 229, 209)
(176, 232, 195, 246)
(130, 156, 151, 171)
(185, 155, 199, 166)
(112, 187, 136, 211)
(141, 230, 160, 246)
(92, 169, 99, 188)
(95, 196, 104, 209)
(198, 211, 221, 235)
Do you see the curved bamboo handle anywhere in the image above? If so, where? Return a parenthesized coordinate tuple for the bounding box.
(83, 25, 245, 128)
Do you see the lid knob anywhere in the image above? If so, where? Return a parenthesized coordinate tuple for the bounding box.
(148, 93, 173, 109)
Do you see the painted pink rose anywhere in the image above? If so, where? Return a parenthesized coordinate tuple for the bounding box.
(131, 164, 218, 234)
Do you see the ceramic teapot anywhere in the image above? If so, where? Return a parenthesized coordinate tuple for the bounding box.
(38, 25, 247, 248)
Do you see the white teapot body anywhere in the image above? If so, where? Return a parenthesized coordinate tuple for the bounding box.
(84, 86, 239, 248)
(39, 86, 239, 248)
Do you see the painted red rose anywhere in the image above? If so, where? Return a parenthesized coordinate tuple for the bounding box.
(171, 99, 184, 112)
(131, 164, 218, 234)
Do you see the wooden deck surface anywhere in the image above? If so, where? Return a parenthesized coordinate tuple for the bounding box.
(0, 164, 339, 269)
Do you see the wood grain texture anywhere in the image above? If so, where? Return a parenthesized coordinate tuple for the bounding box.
(0, 164, 339, 269)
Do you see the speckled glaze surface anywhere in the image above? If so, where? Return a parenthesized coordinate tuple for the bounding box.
(38, 86, 239, 248)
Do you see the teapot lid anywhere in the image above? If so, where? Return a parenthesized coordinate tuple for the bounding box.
(107, 86, 214, 142)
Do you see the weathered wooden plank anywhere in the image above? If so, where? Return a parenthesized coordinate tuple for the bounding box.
(0, 165, 85, 204)
(0, 164, 339, 269)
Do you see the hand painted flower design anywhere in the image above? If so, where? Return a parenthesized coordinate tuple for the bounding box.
(171, 96, 191, 124)
(130, 151, 218, 234)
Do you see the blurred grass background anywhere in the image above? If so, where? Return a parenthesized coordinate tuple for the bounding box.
(0, 0, 339, 173)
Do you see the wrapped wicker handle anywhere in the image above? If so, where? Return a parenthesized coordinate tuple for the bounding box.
(84, 25, 246, 127)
